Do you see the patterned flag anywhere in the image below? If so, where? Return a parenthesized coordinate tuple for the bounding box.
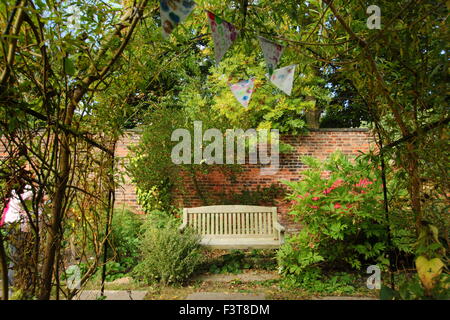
(160, 0, 196, 39)
(267, 64, 297, 96)
(258, 36, 284, 75)
(206, 11, 240, 65)
(229, 78, 255, 108)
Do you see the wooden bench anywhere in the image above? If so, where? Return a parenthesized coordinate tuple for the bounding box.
(179, 205, 285, 249)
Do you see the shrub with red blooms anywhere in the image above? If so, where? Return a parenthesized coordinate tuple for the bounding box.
(277, 152, 415, 279)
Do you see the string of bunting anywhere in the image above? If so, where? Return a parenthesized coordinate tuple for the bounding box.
(159, 1, 297, 108)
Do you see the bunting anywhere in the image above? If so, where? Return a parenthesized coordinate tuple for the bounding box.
(206, 11, 240, 65)
(258, 36, 284, 75)
(160, 0, 196, 39)
(157, 6, 297, 101)
(267, 64, 297, 96)
(229, 78, 255, 108)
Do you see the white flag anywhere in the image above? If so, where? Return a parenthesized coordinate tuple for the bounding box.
(229, 78, 255, 108)
(160, 0, 196, 39)
(207, 11, 240, 64)
(267, 64, 297, 96)
(258, 36, 284, 74)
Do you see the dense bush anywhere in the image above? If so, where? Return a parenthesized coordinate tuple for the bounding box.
(87, 209, 144, 282)
(132, 210, 203, 285)
(277, 152, 414, 284)
(109, 209, 143, 270)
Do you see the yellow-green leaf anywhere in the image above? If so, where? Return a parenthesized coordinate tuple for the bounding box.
(415, 256, 444, 291)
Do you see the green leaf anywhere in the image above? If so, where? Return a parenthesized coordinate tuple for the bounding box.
(64, 57, 76, 76)
(380, 284, 398, 300)
(415, 256, 444, 291)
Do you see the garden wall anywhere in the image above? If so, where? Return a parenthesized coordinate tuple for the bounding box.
(0, 129, 374, 233)
(114, 129, 375, 233)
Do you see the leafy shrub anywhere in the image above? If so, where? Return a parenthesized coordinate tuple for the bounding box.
(381, 272, 450, 300)
(278, 152, 414, 280)
(132, 210, 203, 285)
(88, 209, 143, 282)
(281, 270, 359, 295)
(109, 209, 143, 271)
(381, 223, 449, 300)
(207, 250, 277, 274)
(99, 261, 128, 282)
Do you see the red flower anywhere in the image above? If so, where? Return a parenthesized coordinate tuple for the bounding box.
(332, 179, 344, 188)
(334, 203, 342, 209)
(312, 197, 320, 201)
(309, 205, 319, 209)
(355, 178, 373, 188)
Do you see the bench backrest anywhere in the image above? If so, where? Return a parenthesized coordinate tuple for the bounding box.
(183, 205, 278, 238)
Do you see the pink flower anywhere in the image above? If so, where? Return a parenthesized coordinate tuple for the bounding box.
(332, 179, 344, 188)
(355, 178, 373, 188)
(312, 197, 320, 201)
(334, 203, 342, 209)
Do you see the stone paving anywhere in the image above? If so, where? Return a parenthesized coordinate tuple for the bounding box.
(186, 292, 266, 300)
(2, 277, 378, 301)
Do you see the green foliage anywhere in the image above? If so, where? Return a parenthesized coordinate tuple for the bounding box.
(281, 270, 359, 295)
(381, 273, 450, 300)
(209, 250, 248, 274)
(127, 107, 186, 193)
(132, 211, 203, 285)
(97, 261, 128, 282)
(379, 222, 449, 300)
(109, 209, 144, 271)
(207, 250, 276, 274)
(1, 0, 447, 300)
(215, 184, 286, 206)
(136, 183, 175, 214)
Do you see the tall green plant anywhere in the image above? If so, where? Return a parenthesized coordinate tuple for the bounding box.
(278, 152, 413, 277)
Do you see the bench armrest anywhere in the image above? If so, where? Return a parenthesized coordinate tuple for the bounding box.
(179, 208, 188, 232)
(274, 222, 285, 244)
(274, 222, 285, 233)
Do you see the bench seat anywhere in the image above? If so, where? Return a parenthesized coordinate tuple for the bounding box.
(199, 237, 282, 249)
(179, 205, 285, 249)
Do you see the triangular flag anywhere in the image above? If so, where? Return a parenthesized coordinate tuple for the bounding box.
(258, 36, 284, 75)
(229, 78, 255, 108)
(160, 0, 196, 39)
(206, 11, 240, 64)
(266, 64, 297, 96)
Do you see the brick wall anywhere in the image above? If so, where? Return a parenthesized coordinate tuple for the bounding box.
(113, 129, 374, 232)
(0, 129, 374, 232)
